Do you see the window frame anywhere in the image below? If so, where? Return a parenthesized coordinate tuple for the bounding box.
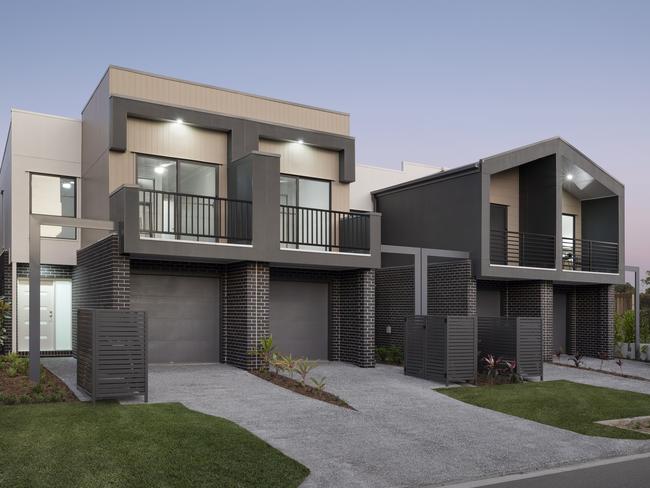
(29, 172, 78, 240)
(135, 153, 220, 198)
(279, 173, 332, 210)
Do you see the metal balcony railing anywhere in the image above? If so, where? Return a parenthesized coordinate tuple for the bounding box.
(562, 237, 619, 273)
(138, 189, 252, 243)
(280, 205, 370, 253)
(490, 230, 555, 269)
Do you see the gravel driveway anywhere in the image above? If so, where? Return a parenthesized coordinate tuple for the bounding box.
(134, 361, 650, 488)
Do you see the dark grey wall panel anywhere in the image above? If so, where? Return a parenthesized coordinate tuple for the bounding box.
(519, 155, 556, 236)
(375, 171, 482, 272)
(582, 196, 618, 243)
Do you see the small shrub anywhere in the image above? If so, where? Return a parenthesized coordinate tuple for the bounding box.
(375, 346, 404, 366)
(249, 336, 275, 371)
(310, 376, 327, 392)
(279, 354, 297, 379)
(570, 352, 584, 369)
(481, 354, 501, 383)
(295, 358, 318, 387)
(500, 359, 522, 384)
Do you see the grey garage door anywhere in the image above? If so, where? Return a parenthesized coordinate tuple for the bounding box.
(130, 274, 219, 363)
(270, 280, 328, 360)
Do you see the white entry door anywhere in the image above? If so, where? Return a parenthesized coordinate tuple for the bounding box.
(17, 280, 57, 351)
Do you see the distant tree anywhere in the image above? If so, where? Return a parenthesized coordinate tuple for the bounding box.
(615, 282, 635, 294)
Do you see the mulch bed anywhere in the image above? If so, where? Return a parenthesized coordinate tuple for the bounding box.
(251, 370, 354, 410)
(550, 361, 650, 382)
(0, 365, 77, 404)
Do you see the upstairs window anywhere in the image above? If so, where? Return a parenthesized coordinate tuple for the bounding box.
(30, 174, 77, 239)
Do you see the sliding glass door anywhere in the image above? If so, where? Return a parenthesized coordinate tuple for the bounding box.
(137, 155, 218, 240)
(280, 175, 330, 250)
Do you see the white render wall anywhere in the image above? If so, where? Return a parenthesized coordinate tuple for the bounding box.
(350, 161, 444, 212)
(7, 109, 81, 265)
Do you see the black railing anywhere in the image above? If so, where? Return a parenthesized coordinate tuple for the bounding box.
(490, 230, 555, 269)
(280, 205, 370, 253)
(139, 189, 252, 243)
(562, 237, 619, 273)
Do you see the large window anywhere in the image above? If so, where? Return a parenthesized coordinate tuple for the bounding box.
(136, 155, 219, 241)
(30, 174, 76, 239)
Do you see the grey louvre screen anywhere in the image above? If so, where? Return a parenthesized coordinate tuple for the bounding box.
(405, 315, 477, 385)
(477, 316, 543, 380)
(77, 309, 148, 403)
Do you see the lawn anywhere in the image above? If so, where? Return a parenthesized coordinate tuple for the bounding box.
(0, 402, 309, 488)
(439, 380, 650, 440)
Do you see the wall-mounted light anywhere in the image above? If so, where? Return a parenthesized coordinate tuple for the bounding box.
(566, 173, 574, 181)
(154, 166, 166, 174)
(176, 118, 184, 125)
(61, 182, 72, 190)
(297, 139, 304, 144)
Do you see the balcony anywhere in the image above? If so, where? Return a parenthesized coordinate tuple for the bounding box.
(562, 237, 619, 274)
(280, 205, 370, 253)
(490, 230, 555, 269)
(138, 189, 252, 243)
(489, 230, 619, 274)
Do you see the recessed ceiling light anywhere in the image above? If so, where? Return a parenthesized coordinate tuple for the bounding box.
(61, 182, 72, 189)
(297, 139, 304, 144)
(154, 166, 166, 174)
(176, 118, 184, 124)
(566, 173, 574, 181)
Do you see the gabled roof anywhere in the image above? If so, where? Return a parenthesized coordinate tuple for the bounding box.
(372, 137, 624, 198)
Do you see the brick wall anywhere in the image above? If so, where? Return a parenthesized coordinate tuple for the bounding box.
(575, 284, 615, 358)
(375, 259, 475, 353)
(0, 251, 10, 354)
(375, 266, 414, 350)
(222, 262, 270, 370)
(72, 234, 130, 355)
(339, 269, 375, 367)
(427, 259, 476, 316)
(503, 281, 554, 360)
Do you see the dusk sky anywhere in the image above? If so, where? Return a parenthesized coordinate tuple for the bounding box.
(1, 0, 648, 283)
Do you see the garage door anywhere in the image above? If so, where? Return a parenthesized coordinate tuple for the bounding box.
(270, 281, 328, 360)
(130, 274, 219, 363)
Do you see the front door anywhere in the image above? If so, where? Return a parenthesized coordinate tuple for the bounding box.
(553, 292, 568, 353)
(490, 203, 508, 265)
(17, 280, 55, 351)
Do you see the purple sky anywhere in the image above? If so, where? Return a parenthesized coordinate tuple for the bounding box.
(2, 1, 648, 283)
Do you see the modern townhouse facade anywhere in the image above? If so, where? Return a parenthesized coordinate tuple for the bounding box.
(373, 138, 624, 360)
(1, 66, 381, 369)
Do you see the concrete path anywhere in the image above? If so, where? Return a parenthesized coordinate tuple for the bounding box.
(44, 358, 650, 487)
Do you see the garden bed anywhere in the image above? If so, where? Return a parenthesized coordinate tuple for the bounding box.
(251, 370, 354, 410)
(0, 354, 77, 404)
(550, 360, 650, 382)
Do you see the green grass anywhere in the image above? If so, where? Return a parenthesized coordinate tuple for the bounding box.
(439, 380, 650, 440)
(0, 402, 309, 488)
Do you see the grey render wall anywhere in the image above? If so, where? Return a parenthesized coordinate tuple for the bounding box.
(519, 155, 556, 236)
(582, 196, 619, 243)
(375, 170, 482, 273)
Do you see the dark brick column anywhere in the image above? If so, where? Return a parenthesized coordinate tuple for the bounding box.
(339, 269, 375, 367)
(0, 251, 11, 354)
(222, 262, 270, 370)
(504, 280, 553, 360)
(72, 235, 130, 356)
(575, 284, 615, 358)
